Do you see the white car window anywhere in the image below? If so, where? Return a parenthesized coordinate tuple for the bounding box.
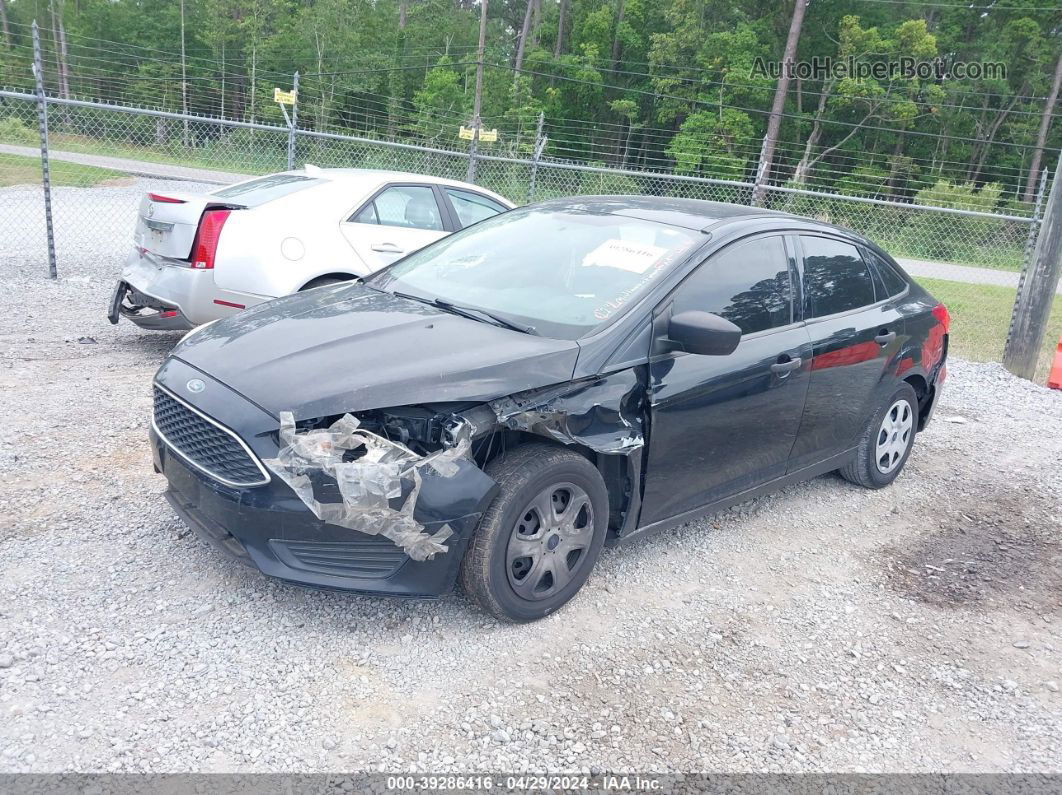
(445, 188, 508, 228)
(354, 186, 444, 231)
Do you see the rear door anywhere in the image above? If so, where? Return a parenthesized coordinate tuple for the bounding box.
(787, 234, 906, 472)
(340, 184, 450, 272)
(640, 234, 812, 525)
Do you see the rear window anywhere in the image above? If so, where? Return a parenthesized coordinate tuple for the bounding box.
(210, 174, 321, 207)
(801, 236, 876, 318)
(865, 249, 909, 297)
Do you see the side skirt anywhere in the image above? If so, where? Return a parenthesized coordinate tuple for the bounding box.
(611, 448, 857, 547)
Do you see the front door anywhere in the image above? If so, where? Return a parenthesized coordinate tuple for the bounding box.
(641, 234, 812, 526)
(340, 184, 450, 272)
(786, 234, 906, 471)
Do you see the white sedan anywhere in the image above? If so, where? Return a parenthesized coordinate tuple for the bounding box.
(107, 167, 514, 331)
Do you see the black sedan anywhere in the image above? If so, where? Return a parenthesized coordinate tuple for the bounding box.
(150, 197, 949, 621)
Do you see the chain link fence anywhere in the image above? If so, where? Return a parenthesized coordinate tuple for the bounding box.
(1, 88, 1059, 381)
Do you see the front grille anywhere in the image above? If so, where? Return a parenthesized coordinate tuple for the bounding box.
(153, 385, 269, 487)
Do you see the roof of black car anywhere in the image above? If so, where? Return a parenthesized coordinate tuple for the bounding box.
(533, 195, 795, 232)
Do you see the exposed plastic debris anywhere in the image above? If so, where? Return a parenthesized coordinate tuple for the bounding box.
(489, 369, 646, 455)
(262, 412, 471, 561)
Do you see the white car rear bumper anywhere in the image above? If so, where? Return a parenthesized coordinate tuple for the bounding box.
(116, 248, 270, 330)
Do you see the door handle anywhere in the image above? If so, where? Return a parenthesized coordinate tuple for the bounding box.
(370, 243, 404, 254)
(875, 329, 897, 345)
(770, 356, 803, 376)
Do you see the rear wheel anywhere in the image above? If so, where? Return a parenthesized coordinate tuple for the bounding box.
(839, 382, 919, 489)
(459, 444, 608, 622)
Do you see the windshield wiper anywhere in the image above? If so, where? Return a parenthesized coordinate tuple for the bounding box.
(391, 291, 537, 335)
(433, 299, 538, 335)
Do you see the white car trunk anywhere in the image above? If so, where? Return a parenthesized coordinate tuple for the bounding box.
(133, 192, 244, 260)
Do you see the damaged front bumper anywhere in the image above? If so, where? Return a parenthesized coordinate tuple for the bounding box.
(151, 358, 499, 598)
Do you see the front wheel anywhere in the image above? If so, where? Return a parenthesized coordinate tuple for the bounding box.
(839, 382, 919, 489)
(459, 444, 609, 622)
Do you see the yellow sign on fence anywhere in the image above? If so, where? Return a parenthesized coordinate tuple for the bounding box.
(459, 126, 498, 142)
(273, 88, 297, 105)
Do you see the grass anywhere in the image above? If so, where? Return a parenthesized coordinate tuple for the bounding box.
(919, 276, 1062, 384)
(0, 153, 126, 187)
(13, 129, 271, 177)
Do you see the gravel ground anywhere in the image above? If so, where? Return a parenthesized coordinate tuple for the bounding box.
(1, 179, 1061, 774)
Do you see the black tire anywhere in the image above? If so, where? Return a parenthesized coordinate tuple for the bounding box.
(839, 382, 919, 489)
(459, 443, 609, 622)
(299, 276, 348, 291)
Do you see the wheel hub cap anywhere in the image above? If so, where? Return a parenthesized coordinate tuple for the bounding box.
(506, 482, 593, 601)
(875, 399, 913, 475)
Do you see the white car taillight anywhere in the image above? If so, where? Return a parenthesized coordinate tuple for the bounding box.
(190, 210, 231, 269)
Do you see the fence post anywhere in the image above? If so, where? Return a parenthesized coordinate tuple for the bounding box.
(527, 112, 546, 204)
(751, 133, 770, 208)
(287, 71, 299, 171)
(31, 21, 57, 280)
(1003, 157, 1062, 380)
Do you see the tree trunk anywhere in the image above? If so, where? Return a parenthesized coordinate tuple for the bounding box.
(968, 89, 1022, 185)
(0, 0, 11, 49)
(887, 126, 906, 198)
(554, 0, 569, 58)
(610, 0, 626, 68)
(1023, 52, 1062, 203)
(399, 0, 407, 30)
(792, 79, 884, 186)
(250, 42, 257, 125)
(49, 0, 71, 99)
(515, 0, 533, 73)
(751, 0, 806, 204)
(530, 0, 541, 48)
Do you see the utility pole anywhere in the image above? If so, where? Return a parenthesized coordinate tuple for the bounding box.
(180, 0, 189, 147)
(466, 0, 487, 183)
(1004, 157, 1062, 381)
(752, 0, 806, 206)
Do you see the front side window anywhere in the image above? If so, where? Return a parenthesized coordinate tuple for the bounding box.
(671, 236, 793, 335)
(446, 188, 508, 227)
(801, 237, 876, 318)
(368, 205, 701, 340)
(351, 185, 444, 231)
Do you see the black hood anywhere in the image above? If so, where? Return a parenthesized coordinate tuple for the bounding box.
(171, 284, 580, 419)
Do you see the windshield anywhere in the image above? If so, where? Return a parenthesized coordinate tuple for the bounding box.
(368, 205, 701, 340)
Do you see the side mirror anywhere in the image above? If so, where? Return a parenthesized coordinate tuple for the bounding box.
(667, 310, 742, 356)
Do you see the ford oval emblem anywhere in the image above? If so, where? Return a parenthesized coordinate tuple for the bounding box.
(186, 379, 205, 394)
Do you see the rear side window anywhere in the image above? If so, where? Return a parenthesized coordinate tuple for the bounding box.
(672, 235, 793, 335)
(445, 188, 508, 227)
(351, 185, 444, 231)
(865, 249, 908, 297)
(801, 237, 876, 318)
(211, 174, 320, 207)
